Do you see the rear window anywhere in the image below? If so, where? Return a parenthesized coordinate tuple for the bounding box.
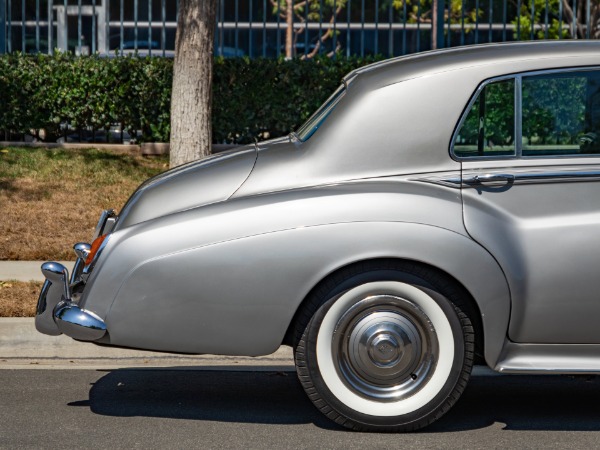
(453, 68, 600, 159)
(453, 79, 515, 158)
(296, 84, 346, 142)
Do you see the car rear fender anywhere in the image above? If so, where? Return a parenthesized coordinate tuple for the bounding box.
(98, 221, 509, 366)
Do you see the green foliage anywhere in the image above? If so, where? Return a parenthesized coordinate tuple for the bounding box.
(512, 0, 570, 40)
(0, 52, 172, 143)
(0, 53, 378, 144)
(272, 0, 348, 21)
(456, 79, 515, 156)
(390, 0, 478, 25)
(212, 55, 379, 143)
(522, 76, 587, 145)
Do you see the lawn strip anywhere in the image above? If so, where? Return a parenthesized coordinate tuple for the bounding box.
(0, 147, 168, 260)
(0, 281, 42, 317)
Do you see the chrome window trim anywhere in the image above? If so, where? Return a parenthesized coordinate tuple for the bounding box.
(515, 75, 523, 158)
(450, 65, 600, 162)
(450, 73, 518, 162)
(296, 82, 347, 142)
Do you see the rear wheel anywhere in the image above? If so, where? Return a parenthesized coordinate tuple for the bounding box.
(294, 263, 474, 432)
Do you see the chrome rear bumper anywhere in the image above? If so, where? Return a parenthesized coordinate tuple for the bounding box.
(35, 261, 107, 341)
(35, 209, 117, 341)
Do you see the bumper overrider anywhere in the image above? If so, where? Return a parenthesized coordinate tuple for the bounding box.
(35, 209, 117, 341)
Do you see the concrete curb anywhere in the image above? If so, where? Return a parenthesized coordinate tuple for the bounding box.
(0, 261, 74, 281)
(0, 318, 295, 370)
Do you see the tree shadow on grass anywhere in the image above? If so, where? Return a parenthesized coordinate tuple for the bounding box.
(0, 179, 17, 193)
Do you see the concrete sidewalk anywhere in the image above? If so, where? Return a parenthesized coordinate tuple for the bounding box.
(0, 318, 295, 370)
(0, 261, 73, 282)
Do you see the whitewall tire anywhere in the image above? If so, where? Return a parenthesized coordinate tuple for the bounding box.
(294, 263, 474, 432)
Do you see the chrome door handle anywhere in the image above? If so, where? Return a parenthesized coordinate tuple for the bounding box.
(463, 173, 515, 184)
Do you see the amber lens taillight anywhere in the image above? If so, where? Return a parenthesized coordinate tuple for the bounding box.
(85, 234, 107, 265)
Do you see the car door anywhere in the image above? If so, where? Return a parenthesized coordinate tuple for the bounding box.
(453, 68, 600, 344)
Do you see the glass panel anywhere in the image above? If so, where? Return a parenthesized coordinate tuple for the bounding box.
(522, 71, 600, 156)
(454, 79, 515, 158)
(296, 84, 345, 142)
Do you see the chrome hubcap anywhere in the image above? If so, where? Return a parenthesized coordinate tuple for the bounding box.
(332, 295, 438, 402)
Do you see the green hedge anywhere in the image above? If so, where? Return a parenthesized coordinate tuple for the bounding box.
(0, 53, 379, 144)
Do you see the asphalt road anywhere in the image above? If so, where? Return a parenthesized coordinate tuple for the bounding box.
(2, 369, 600, 449)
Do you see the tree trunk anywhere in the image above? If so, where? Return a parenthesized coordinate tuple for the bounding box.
(170, 0, 217, 167)
(431, 0, 438, 50)
(286, 1, 294, 59)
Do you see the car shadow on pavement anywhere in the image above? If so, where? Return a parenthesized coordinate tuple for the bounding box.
(76, 368, 600, 432)
(429, 374, 600, 432)
(79, 368, 342, 430)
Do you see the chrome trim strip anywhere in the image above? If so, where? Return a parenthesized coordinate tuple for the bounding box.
(515, 75, 523, 158)
(103, 216, 117, 235)
(463, 173, 515, 184)
(475, 171, 600, 183)
(93, 209, 117, 240)
(412, 172, 463, 189)
(71, 243, 91, 284)
(494, 341, 600, 374)
(421, 178, 462, 188)
(450, 73, 518, 162)
(514, 170, 600, 182)
(423, 170, 600, 188)
(70, 258, 84, 285)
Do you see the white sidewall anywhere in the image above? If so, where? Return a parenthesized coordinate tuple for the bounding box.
(316, 281, 455, 417)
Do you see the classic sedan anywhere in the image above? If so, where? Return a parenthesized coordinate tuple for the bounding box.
(37, 41, 600, 431)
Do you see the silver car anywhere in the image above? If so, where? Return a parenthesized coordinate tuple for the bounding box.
(37, 41, 600, 431)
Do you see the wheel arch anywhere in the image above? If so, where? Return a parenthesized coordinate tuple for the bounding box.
(283, 257, 485, 363)
(282, 233, 510, 367)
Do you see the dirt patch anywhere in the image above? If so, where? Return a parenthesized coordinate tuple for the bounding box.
(0, 281, 41, 317)
(0, 147, 168, 260)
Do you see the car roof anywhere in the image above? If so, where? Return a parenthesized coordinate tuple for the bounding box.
(344, 41, 600, 87)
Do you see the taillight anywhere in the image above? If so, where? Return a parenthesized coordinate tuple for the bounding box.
(85, 234, 107, 265)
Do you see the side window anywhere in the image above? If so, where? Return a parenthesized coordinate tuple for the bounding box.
(522, 70, 600, 156)
(454, 79, 515, 158)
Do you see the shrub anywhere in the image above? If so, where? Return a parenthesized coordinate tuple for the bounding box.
(0, 53, 380, 144)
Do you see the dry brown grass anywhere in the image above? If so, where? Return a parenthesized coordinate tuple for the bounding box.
(0, 280, 42, 317)
(0, 147, 168, 260)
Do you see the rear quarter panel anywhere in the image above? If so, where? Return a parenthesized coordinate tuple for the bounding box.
(81, 179, 510, 364)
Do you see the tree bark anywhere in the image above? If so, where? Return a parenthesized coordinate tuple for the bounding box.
(170, 0, 217, 167)
(431, 0, 438, 50)
(286, 1, 294, 59)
